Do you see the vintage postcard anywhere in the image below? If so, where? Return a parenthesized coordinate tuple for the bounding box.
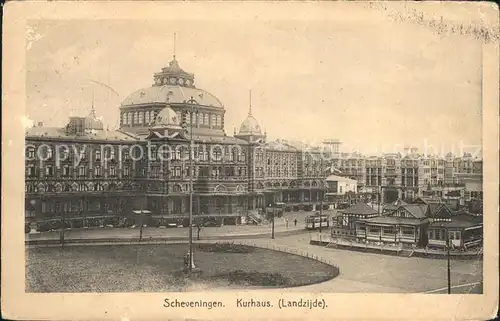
(2, 1, 499, 320)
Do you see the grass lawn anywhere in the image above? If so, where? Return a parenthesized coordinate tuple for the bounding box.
(26, 243, 336, 292)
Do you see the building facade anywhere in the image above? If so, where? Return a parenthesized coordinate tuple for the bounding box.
(330, 149, 482, 204)
(25, 55, 336, 231)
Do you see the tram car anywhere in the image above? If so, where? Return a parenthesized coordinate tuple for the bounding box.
(305, 213, 330, 230)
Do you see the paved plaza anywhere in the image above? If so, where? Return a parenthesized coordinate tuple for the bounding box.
(240, 233, 483, 293)
(26, 221, 483, 294)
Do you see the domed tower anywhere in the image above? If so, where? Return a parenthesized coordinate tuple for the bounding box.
(147, 104, 187, 138)
(84, 107, 104, 131)
(234, 90, 266, 143)
(119, 47, 227, 138)
(65, 103, 105, 136)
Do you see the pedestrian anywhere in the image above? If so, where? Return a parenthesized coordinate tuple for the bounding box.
(285, 218, 289, 229)
(197, 225, 201, 240)
(294, 218, 297, 227)
(184, 252, 190, 269)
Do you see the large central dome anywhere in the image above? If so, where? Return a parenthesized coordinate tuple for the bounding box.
(121, 85, 223, 108)
(119, 55, 227, 137)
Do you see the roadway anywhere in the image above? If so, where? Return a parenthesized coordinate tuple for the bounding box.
(239, 233, 483, 293)
(26, 216, 483, 294)
(26, 214, 312, 242)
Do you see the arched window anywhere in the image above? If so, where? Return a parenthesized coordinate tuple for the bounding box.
(199, 113, 204, 125)
(211, 114, 216, 127)
(212, 147, 222, 161)
(216, 115, 222, 127)
(204, 113, 209, 125)
(133, 112, 138, 124)
(122, 113, 127, 125)
(127, 113, 132, 124)
(94, 166, 102, 177)
(138, 111, 144, 125)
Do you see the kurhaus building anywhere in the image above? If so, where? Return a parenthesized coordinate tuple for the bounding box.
(24, 53, 483, 231)
(25, 55, 336, 230)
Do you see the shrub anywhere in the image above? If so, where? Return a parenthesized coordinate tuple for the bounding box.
(217, 270, 289, 286)
(196, 242, 255, 253)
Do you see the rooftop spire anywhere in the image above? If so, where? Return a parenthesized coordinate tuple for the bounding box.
(173, 32, 177, 60)
(91, 89, 96, 116)
(248, 89, 252, 116)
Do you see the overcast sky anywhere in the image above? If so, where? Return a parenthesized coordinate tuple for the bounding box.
(26, 3, 486, 154)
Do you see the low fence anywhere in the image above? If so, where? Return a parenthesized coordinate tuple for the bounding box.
(231, 240, 341, 286)
(309, 234, 483, 260)
(235, 239, 340, 272)
(26, 237, 341, 285)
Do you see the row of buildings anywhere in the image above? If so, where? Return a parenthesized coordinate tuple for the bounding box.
(24, 52, 483, 231)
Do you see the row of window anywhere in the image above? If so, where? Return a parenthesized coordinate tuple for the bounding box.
(303, 169, 324, 177)
(148, 166, 249, 178)
(185, 112, 222, 127)
(122, 110, 157, 125)
(360, 226, 415, 235)
(26, 182, 114, 193)
(149, 147, 246, 162)
(26, 165, 131, 178)
(401, 179, 418, 187)
(422, 160, 446, 166)
(26, 146, 128, 161)
(333, 159, 454, 167)
(428, 229, 461, 240)
(121, 110, 223, 128)
(365, 177, 382, 185)
(266, 168, 297, 177)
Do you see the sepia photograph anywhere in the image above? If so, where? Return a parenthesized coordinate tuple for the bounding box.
(2, 1, 499, 320)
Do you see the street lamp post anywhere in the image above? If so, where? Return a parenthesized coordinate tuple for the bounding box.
(139, 215, 144, 241)
(447, 228, 451, 294)
(137, 189, 148, 242)
(268, 204, 275, 239)
(187, 96, 198, 271)
(272, 207, 275, 239)
(60, 209, 66, 247)
(319, 188, 323, 234)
